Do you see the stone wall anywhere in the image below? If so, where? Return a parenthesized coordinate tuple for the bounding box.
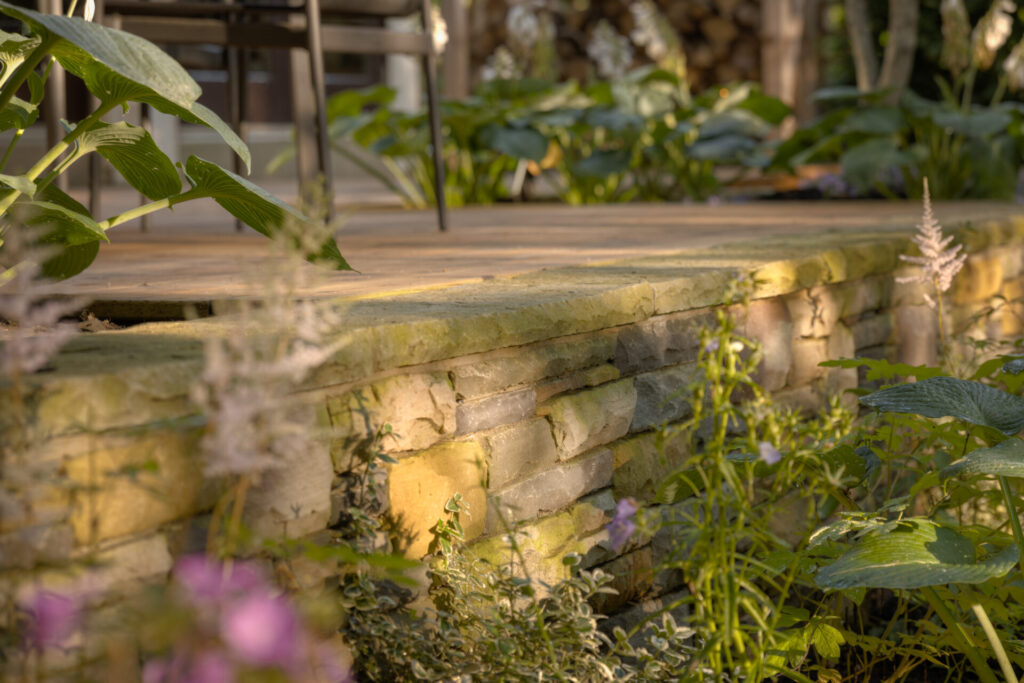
(5, 215, 1024, 619)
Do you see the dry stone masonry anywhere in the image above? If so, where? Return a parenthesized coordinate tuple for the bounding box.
(6, 213, 1024, 618)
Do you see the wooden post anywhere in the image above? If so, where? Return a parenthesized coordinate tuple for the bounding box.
(441, 0, 470, 99)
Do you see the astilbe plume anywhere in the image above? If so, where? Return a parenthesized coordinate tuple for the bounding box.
(190, 221, 346, 478)
(895, 179, 966, 309)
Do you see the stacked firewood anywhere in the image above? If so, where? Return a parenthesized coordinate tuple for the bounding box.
(468, 0, 762, 92)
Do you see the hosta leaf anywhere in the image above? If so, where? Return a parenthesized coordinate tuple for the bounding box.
(478, 123, 548, 162)
(1004, 358, 1024, 375)
(687, 134, 757, 162)
(837, 107, 905, 135)
(180, 156, 349, 270)
(821, 358, 944, 382)
(18, 199, 106, 245)
(0, 95, 36, 131)
(76, 121, 180, 199)
(0, 173, 34, 196)
(941, 438, 1024, 479)
(816, 519, 1017, 589)
(0, 2, 249, 171)
(571, 149, 630, 178)
(0, 29, 40, 82)
(39, 239, 99, 280)
(861, 376, 1024, 435)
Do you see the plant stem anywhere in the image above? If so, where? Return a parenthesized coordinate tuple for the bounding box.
(971, 603, 1017, 683)
(97, 189, 204, 231)
(998, 475, 1024, 576)
(920, 586, 1000, 683)
(0, 101, 119, 213)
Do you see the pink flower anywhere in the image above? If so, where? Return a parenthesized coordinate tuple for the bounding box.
(607, 497, 639, 552)
(173, 555, 265, 606)
(23, 590, 79, 649)
(221, 594, 301, 669)
(143, 649, 235, 683)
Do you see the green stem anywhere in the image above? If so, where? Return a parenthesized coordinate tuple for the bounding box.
(971, 603, 1017, 683)
(0, 101, 119, 213)
(998, 475, 1024, 577)
(97, 190, 204, 232)
(921, 586, 1000, 683)
(0, 129, 24, 173)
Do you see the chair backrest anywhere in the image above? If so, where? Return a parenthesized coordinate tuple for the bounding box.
(320, 0, 420, 18)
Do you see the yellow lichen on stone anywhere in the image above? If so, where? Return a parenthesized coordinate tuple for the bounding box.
(387, 441, 488, 559)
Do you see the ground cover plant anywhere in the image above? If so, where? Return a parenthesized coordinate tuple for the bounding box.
(0, 0, 348, 280)
(309, 72, 786, 208)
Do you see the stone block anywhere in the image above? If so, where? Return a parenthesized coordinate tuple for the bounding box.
(611, 431, 690, 502)
(541, 380, 637, 459)
(243, 437, 334, 541)
(771, 384, 825, 414)
(953, 251, 1004, 305)
(651, 268, 743, 315)
(0, 522, 73, 570)
(327, 372, 456, 468)
(449, 331, 617, 399)
(614, 308, 716, 375)
(535, 364, 620, 403)
(998, 245, 1024, 280)
(788, 338, 829, 387)
(824, 322, 858, 409)
(834, 275, 891, 319)
(630, 363, 700, 432)
(851, 311, 894, 350)
(784, 285, 840, 339)
(387, 441, 487, 558)
(738, 298, 792, 391)
(478, 417, 559, 490)
(61, 427, 208, 544)
(1001, 278, 1024, 337)
(895, 305, 939, 367)
(28, 533, 173, 600)
(486, 447, 613, 531)
(456, 388, 536, 435)
(589, 546, 654, 614)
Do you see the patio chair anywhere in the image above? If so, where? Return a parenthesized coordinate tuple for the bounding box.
(48, 0, 449, 231)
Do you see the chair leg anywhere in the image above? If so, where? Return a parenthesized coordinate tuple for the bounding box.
(421, 0, 448, 233)
(228, 44, 246, 232)
(304, 0, 334, 221)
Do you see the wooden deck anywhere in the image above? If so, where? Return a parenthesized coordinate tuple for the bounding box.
(44, 181, 1024, 320)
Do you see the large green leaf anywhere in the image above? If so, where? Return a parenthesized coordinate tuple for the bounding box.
(0, 2, 249, 171)
(18, 199, 106, 245)
(688, 134, 757, 162)
(571, 149, 630, 178)
(698, 109, 771, 139)
(816, 519, 1017, 589)
(180, 156, 350, 270)
(861, 376, 1024, 435)
(39, 239, 99, 280)
(941, 438, 1024, 479)
(840, 138, 914, 191)
(0, 29, 40, 83)
(0, 95, 36, 131)
(930, 107, 1011, 138)
(10, 186, 105, 280)
(76, 121, 180, 199)
(478, 123, 548, 161)
(838, 107, 905, 135)
(737, 92, 790, 125)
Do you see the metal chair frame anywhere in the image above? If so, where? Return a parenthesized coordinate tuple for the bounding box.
(40, 0, 449, 231)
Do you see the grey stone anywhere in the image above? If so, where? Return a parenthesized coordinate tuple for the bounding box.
(541, 379, 637, 459)
(739, 297, 793, 391)
(479, 417, 559, 490)
(630, 363, 700, 433)
(456, 387, 536, 435)
(835, 275, 891, 320)
(784, 285, 840, 339)
(486, 447, 613, 531)
(449, 331, 617, 399)
(895, 305, 939, 367)
(535, 363, 620, 403)
(615, 308, 716, 375)
(851, 311, 894, 350)
(789, 337, 828, 387)
(244, 438, 334, 540)
(0, 522, 73, 570)
(328, 372, 456, 467)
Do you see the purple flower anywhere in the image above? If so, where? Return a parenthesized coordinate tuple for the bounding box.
(23, 590, 79, 649)
(173, 555, 265, 606)
(607, 498, 639, 552)
(703, 338, 720, 353)
(758, 441, 782, 465)
(221, 594, 302, 669)
(143, 650, 235, 683)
